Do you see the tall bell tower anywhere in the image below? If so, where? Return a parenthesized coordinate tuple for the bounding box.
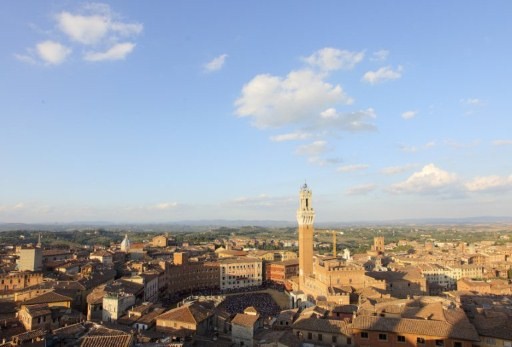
(297, 183, 315, 288)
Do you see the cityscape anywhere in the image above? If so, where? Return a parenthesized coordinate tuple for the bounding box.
(2, 1, 512, 347)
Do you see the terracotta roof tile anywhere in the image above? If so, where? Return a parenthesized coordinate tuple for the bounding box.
(232, 313, 260, 328)
(293, 317, 351, 335)
(23, 291, 72, 306)
(351, 315, 479, 341)
(80, 334, 133, 347)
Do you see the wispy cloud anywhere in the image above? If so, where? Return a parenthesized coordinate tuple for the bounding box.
(465, 175, 512, 193)
(84, 42, 135, 61)
(398, 141, 436, 153)
(401, 110, 417, 120)
(370, 49, 389, 62)
(460, 98, 484, 106)
(303, 47, 364, 71)
(492, 139, 512, 146)
(229, 194, 294, 208)
(362, 65, 403, 84)
(346, 183, 376, 195)
(148, 202, 178, 210)
(204, 54, 228, 72)
(381, 164, 417, 175)
(337, 164, 369, 173)
(270, 132, 311, 142)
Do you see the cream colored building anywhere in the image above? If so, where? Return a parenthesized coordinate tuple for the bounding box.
(17, 247, 42, 272)
(219, 257, 262, 291)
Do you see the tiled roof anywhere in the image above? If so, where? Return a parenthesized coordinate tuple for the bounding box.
(292, 317, 351, 335)
(24, 304, 51, 317)
(232, 313, 260, 328)
(52, 323, 86, 336)
(351, 315, 480, 341)
(157, 302, 212, 325)
(80, 334, 133, 347)
(23, 291, 72, 306)
(12, 329, 45, 342)
(471, 312, 512, 340)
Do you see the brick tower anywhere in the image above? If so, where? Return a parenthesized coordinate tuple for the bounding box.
(297, 183, 315, 288)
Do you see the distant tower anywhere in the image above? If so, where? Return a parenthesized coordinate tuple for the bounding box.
(120, 234, 131, 252)
(297, 183, 315, 288)
(36, 233, 42, 248)
(372, 236, 385, 254)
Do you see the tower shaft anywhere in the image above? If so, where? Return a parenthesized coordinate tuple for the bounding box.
(297, 184, 315, 288)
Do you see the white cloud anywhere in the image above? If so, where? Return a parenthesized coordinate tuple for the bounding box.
(270, 132, 311, 142)
(84, 42, 135, 61)
(56, 6, 142, 45)
(319, 108, 376, 132)
(204, 54, 228, 72)
(460, 98, 484, 106)
(230, 194, 294, 208)
(57, 12, 110, 45)
(36, 40, 71, 65)
(149, 202, 178, 210)
(362, 65, 403, 84)
(492, 139, 512, 146)
(390, 164, 459, 194)
(444, 139, 480, 149)
(296, 141, 328, 157)
(235, 69, 353, 128)
(303, 48, 364, 71)
(346, 183, 376, 195)
(401, 110, 417, 120)
(308, 156, 342, 166)
(17, 4, 142, 65)
(371, 49, 389, 61)
(465, 175, 512, 193)
(398, 141, 435, 153)
(381, 164, 417, 175)
(399, 144, 418, 153)
(337, 164, 369, 173)
(235, 48, 379, 167)
(14, 53, 37, 64)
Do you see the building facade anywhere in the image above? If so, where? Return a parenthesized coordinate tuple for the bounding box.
(219, 257, 262, 291)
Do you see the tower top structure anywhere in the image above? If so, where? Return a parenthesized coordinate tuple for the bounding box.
(297, 183, 315, 226)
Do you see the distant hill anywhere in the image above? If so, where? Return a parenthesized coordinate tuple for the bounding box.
(1, 216, 511, 232)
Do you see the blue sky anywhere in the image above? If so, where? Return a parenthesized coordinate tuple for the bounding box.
(1, 1, 512, 223)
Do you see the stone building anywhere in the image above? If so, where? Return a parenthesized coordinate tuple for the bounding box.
(219, 257, 262, 291)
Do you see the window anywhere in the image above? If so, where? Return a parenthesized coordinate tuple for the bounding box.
(379, 333, 387, 341)
(307, 332, 312, 340)
(347, 337, 351, 345)
(485, 338, 496, 345)
(398, 335, 406, 343)
(361, 332, 369, 339)
(417, 337, 426, 345)
(435, 340, 444, 346)
(318, 334, 323, 341)
(332, 336, 337, 343)
(454, 343, 462, 347)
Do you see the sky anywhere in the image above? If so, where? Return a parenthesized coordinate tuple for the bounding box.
(1, 1, 512, 223)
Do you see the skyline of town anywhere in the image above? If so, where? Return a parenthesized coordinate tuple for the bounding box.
(2, 1, 512, 223)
